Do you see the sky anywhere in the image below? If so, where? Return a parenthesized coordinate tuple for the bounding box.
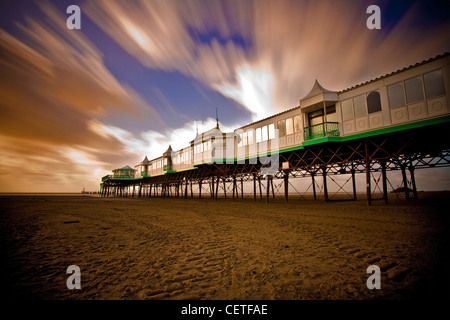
(0, 0, 449, 192)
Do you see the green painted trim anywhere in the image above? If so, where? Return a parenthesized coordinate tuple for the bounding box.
(301, 136, 342, 147)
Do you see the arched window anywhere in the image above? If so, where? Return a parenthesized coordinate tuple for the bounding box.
(367, 91, 382, 114)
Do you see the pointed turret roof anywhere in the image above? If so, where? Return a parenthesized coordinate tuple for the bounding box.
(163, 145, 173, 156)
(113, 165, 135, 172)
(302, 80, 336, 100)
(141, 156, 150, 165)
(300, 80, 338, 110)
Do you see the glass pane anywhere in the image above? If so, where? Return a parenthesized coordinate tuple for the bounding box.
(310, 116, 322, 126)
(243, 132, 248, 146)
(424, 70, 445, 99)
(367, 91, 382, 114)
(262, 125, 268, 141)
(256, 128, 262, 143)
(354, 95, 367, 118)
(326, 112, 337, 122)
(278, 120, 286, 137)
(388, 83, 405, 108)
(238, 133, 242, 147)
(247, 130, 253, 144)
(294, 115, 302, 133)
(405, 77, 424, 104)
(341, 99, 354, 121)
(268, 123, 275, 139)
(286, 118, 294, 135)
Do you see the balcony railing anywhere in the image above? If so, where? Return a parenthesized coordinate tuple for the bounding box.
(304, 122, 340, 141)
(102, 174, 135, 181)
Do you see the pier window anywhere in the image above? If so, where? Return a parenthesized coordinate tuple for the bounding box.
(424, 69, 445, 99)
(341, 99, 354, 121)
(388, 82, 405, 108)
(294, 115, 302, 133)
(326, 105, 337, 122)
(268, 123, 275, 139)
(286, 117, 294, 135)
(367, 91, 382, 114)
(308, 110, 323, 126)
(405, 76, 424, 104)
(243, 132, 248, 146)
(353, 95, 367, 118)
(262, 125, 268, 141)
(277, 120, 286, 137)
(247, 130, 254, 145)
(256, 127, 262, 143)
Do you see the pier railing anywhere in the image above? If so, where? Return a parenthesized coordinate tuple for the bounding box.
(304, 122, 340, 141)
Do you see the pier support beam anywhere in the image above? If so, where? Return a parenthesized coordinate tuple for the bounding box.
(223, 178, 227, 199)
(258, 176, 262, 200)
(215, 177, 219, 200)
(322, 167, 329, 202)
(409, 165, 418, 200)
(232, 176, 236, 200)
(311, 172, 317, 200)
(381, 161, 388, 204)
(253, 174, 257, 201)
(284, 172, 289, 202)
(351, 167, 357, 200)
(401, 164, 410, 201)
(365, 140, 372, 206)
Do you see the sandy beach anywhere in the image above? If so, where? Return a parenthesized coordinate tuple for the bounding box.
(0, 193, 448, 300)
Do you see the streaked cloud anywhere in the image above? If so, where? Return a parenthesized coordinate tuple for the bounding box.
(0, 2, 164, 192)
(86, 0, 449, 119)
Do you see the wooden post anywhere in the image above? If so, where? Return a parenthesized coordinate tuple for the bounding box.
(190, 181, 193, 198)
(266, 176, 270, 203)
(199, 180, 202, 199)
(408, 166, 418, 200)
(185, 179, 188, 199)
(211, 178, 215, 199)
(241, 177, 244, 199)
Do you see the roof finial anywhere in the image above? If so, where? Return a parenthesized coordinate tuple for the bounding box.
(216, 107, 219, 128)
